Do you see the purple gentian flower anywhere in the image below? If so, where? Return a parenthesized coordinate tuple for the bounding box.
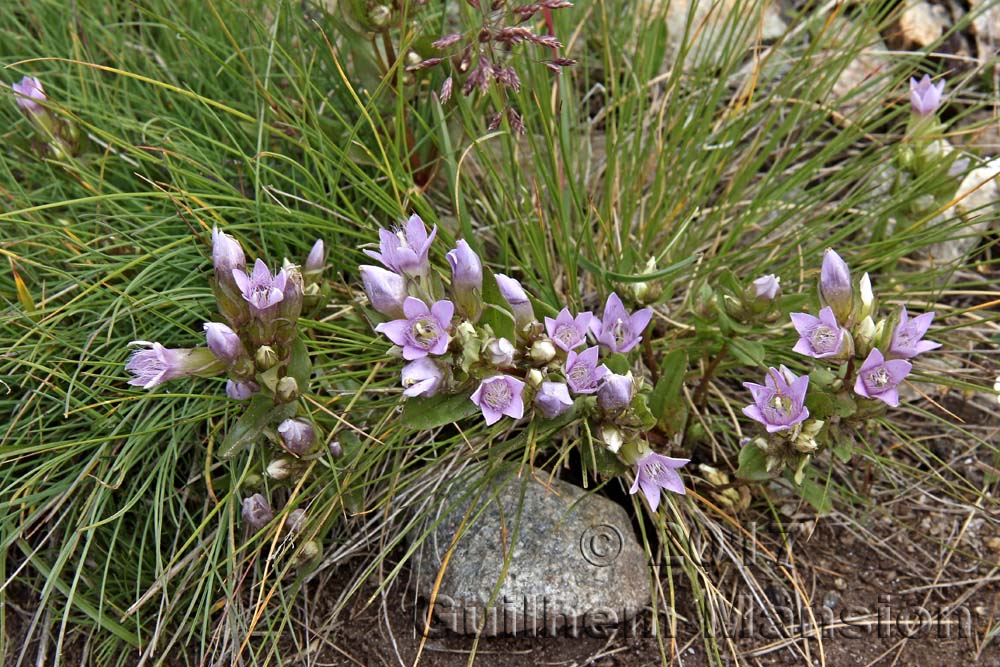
(854, 348, 912, 407)
(742, 366, 810, 433)
(360, 264, 408, 318)
(495, 273, 535, 332)
(364, 214, 436, 277)
(233, 258, 288, 311)
(470, 374, 526, 425)
(819, 249, 853, 324)
(791, 307, 847, 359)
(203, 322, 245, 365)
(544, 308, 593, 352)
(597, 372, 634, 412)
(752, 274, 781, 301)
(401, 358, 445, 397)
(277, 418, 316, 456)
(446, 240, 483, 319)
(564, 346, 608, 394)
(374, 296, 453, 360)
(125, 342, 222, 389)
(910, 75, 945, 117)
(11, 76, 45, 115)
(629, 452, 689, 511)
(212, 227, 246, 275)
(888, 307, 941, 359)
(305, 239, 326, 274)
(226, 379, 258, 400)
(534, 381, 573, 418)
(241, 493, 274, 529)
(590, 293, 652, 354)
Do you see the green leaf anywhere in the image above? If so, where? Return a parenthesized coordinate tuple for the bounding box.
(603, 353, 630, 374)
(480, 268, 516, 342)
(736, 443, 773, 481)
(286, 336, 312, 388)
(401, 391, 477, 429)
(729, 338, 765, 366)
(218, 394, 275, 460)
(832, 393, 858, 418)
(798, 477, 833, 515)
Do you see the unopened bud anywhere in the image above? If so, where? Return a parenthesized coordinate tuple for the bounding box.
(529, 339, 556, 364)
(266, 458, 293, 480)
(857, 272, 874, 321)
(277, 418, 316, 456)
(241, 493, 273, 529)
(369, 4, 392, 28)
(285, 509, 306, 534)
(485, 337, 515, 367)
(526, 368, 544, 387)
(599, 424, 624, 453)
(629, 257, 662, 304)
(294, 540, 321, 565)
(256, 345, 279, 370)
(275, 376, 299, 403)
(328, 440, 343, 459)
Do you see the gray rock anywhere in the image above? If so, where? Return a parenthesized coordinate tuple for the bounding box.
(410, 471, 651, 636)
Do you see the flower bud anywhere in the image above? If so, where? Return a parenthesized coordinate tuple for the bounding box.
(401, 358, 445, 397)
(285, 508, 306, 534)
(597, 372, 634, 412)
(857, 272, 874, 321)
(529, 339, 556, 364)
(495, 274, 535, 336)
(241, 493, 273, 529)
(526, 368, 544, 387)
(226, 379, 258, 400)
(485, 337, 515, 367)
(211, 227, 249, 327)
(360, 265, 407, 319)
(204, 322, 246, 365)
(274, 268, 304, 348)
(447, 240, 483, 321)
(855, 315, 876, 356)
(534, 381, 573, 418)
(12, 76, 45, 116)
(329, 440, 343, 459)
(819, 249, 853, 325)
(304, 239, 326, 277)
(266, 458, 293, 480)
(293, 540, 321, 566)
(277, 418, 316, 456)
(629, 257, 663, 304)
(255, 345, 279, 370)
(599, 424, 624, 453)
(368, 4, 392, 28)
(275, 376, 299, 403)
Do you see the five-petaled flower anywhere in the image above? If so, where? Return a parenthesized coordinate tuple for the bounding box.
(375, 296, 453, 360)
(791, 306, 847, 359)
(471, 374, 526, 425)
(544, 308, 593, 352)
(888, 307, 941, 359)
(629, 452, 689, 511)
(854, 348, 911, 407)
(534, 381, 573, 418)
(364, 214, 437, 278)
(564, 346, 608, 394)
(742, 366, 810, 433)
(125, 342, 222, 389)
(12, 76, 45, 115)
(591, 292, 652, 354)
(233, 258, 288, 311)
(910, 74, 945, 117)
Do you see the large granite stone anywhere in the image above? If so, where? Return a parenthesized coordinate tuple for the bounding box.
(410, 471, 651, 636)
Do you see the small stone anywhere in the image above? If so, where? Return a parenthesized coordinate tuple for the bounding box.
(986, 536, 1000, 553)
(411, 471, 651, 635)
(893, 0, 948, 49)
(834, 577, 847, 591)
(822, 591, 840, 609)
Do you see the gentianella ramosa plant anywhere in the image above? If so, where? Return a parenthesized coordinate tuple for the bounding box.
(126, 229, 334, 540)
(737, 249, 941, 499)
(359, 215, 689, 512)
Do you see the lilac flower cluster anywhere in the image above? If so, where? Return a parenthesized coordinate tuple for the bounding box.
(126, 229, 332, 528)
(359, 214, 688, 511)
(741, 249, 941, 476)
